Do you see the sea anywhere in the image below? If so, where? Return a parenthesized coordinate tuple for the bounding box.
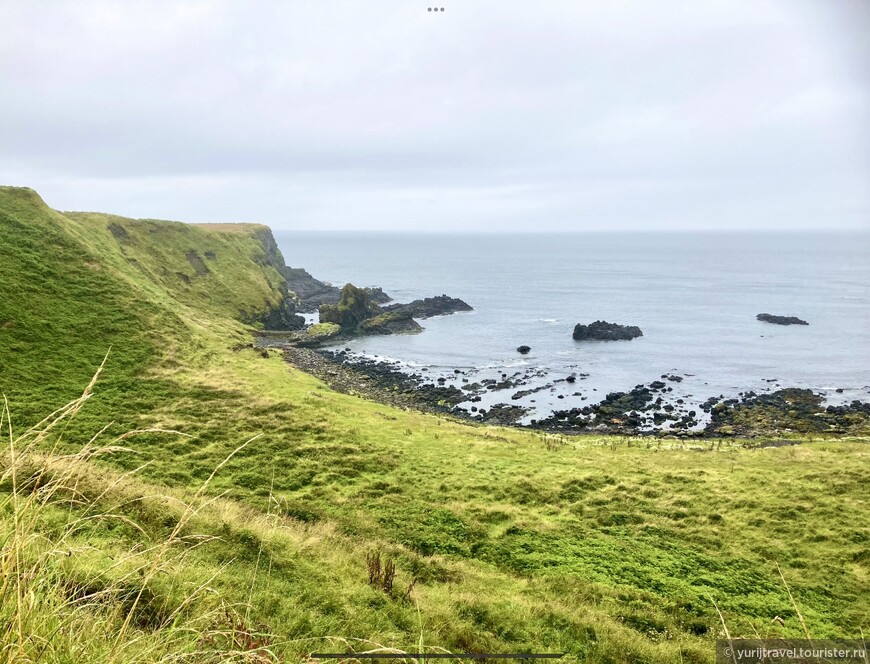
(275, 231, 870, 423)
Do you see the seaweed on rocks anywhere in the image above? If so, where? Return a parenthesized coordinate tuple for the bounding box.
(705, 388, 870, 436)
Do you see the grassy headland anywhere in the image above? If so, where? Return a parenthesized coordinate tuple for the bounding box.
(0, 186, 867, 663)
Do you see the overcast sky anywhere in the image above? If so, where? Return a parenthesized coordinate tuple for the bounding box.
(1, 1, 868, 232)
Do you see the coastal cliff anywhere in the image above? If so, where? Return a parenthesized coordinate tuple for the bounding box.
(2, 186, 867, 663)
(0, 185, 312, 424)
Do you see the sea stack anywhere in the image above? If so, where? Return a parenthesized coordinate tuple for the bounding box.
(573, 321, 643, 341)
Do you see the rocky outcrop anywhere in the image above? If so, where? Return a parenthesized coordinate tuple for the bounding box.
(573, 320, 643, 341)
(282, 268, 391, 313)
(382, 294, 472, 319)
(246, 299, 305, 331)
(517, 345, 531, 354)
(705, 388, 869, 436)
(757, 313, 808, 326)
(318, 283, 422, 336)
(306, 322, 342, 341)
(317, 284, 469, 339)
(283, 267, 341, 312)
(364, 287, 393, 305)
(251, 227, 396, 316)
(359, 310, 423, 335)
(319, 284, 381, 330)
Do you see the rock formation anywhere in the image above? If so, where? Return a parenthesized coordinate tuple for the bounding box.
(382, 294, 472, 319)
(756, 313, 808, 326)
(572, 320, 643, 341)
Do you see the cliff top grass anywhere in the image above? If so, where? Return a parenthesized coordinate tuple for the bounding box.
(0, 186, 867, 663)
(192, 222, 272, 233)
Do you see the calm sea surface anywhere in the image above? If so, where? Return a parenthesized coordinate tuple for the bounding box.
(276, 232, 870, 421)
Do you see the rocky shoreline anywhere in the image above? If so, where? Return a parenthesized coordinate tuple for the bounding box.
(278, 345, 870, 438)
(262, 250, 867, 438)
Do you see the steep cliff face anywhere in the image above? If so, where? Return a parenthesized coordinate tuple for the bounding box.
(246, 226, 307, 329)
(251, 226, 297, 284)
(60, 211, 305, 331)
(250, 226, 346, 319)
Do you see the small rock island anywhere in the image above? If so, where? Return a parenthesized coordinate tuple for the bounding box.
(573, 320, 643, 341)
(756, 313, 809, 326)
(381, 294, 473, 319)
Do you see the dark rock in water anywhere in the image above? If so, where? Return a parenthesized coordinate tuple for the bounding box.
(364, 287, 393, 305)
(517, 345, 531, 354)
(756, 313, 809, 326)
(383, 294, 473, 319)
(311, 291, 470, 341)
(573, 320, 643, 341)
(359, 309, 423, 335)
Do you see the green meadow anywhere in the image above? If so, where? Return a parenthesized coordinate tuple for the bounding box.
(0, 186, 867, 663)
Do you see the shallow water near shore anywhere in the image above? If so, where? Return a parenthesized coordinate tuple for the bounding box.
(277, 231, 870, 423)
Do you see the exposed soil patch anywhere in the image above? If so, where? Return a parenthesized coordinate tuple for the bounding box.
(185, 250, 210, 277)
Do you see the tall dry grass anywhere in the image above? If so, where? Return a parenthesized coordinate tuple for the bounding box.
(0, 357, 276, 663)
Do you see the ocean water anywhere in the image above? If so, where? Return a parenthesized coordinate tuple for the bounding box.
(275, 231, 870, 421)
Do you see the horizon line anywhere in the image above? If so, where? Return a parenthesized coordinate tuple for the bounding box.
(263, 227, 870, 235)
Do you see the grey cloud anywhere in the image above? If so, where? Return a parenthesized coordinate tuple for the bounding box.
(0, 0, 867, 231)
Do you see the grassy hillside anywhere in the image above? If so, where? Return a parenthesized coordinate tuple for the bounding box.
(0, 186, 867, 663)
(0, 187, 288, 430)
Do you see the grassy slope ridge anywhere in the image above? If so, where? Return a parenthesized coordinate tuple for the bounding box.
(0, 186, 867, 663)
(0, 186, 287, 428)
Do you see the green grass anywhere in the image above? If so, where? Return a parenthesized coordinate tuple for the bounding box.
(307, 323, 342, 340)
(0, 186, 867, 663)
